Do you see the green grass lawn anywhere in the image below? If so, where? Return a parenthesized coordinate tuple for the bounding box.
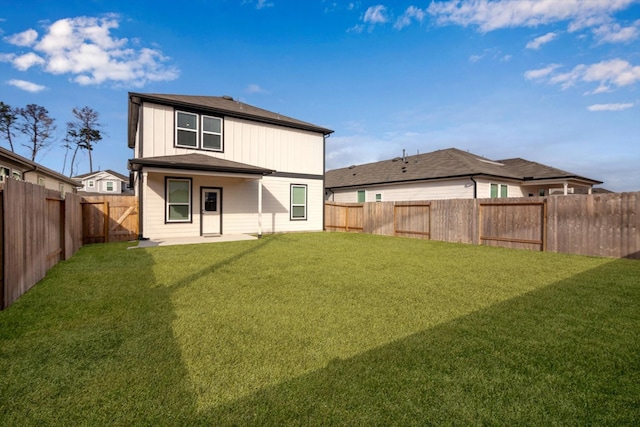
(1, 232, 639, 426)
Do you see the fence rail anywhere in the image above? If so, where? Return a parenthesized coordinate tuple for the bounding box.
(325, 192, 640, 259)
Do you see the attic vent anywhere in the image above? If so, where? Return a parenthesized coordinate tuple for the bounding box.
(222, 95, 234, 101)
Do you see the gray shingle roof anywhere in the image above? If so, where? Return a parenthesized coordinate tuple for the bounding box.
(128, 153, 274, 175)
(128, 93, 333, 150)
(325, 148, 602, 189)
(74, 169, 128, 181)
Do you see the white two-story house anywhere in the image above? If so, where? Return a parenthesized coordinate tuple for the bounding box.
(127, 93, 333, 240)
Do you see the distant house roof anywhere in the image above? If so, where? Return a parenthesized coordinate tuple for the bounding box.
(74, 169, 129, 182)
(128, 93, 334, 149)
(128, 153, 274, 176)
(0, 146, 81, 187)
(325, 148, 602, 189)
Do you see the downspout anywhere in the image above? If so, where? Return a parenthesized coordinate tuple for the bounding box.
(470, 176, 478, 199)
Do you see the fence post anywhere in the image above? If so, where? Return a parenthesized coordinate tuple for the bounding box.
(104, 201, 110, 243)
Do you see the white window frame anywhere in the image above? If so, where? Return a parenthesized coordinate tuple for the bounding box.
(290, 184, 307, 220)
(106, 181, 114, 192)
(201, 115, 223, 152)
(88, 180, 95, 188)
(175, 110, 223, 151)
(12, 170, 21, 180)
(166, 178, 192, 223)
(175, 111, 199, 148)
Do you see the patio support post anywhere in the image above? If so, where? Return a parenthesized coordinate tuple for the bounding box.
(258, 178, 263, 237)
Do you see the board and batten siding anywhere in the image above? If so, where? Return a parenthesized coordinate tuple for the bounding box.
(142, 173, 323, 239)
(140, 102, 324, 175)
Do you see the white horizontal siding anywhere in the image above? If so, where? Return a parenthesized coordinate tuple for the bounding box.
(475, 178, 526, 199)
(330, 179, 474, 202)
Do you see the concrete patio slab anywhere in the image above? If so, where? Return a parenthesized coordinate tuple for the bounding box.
(130, 234, 258, 249)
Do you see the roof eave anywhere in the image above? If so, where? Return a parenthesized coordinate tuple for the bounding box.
(128, 158, 274, 176)
(129, 92, 334, 136)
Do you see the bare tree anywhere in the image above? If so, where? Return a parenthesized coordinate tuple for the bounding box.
(66, 106, 103, 175)
(0, 101, 18, 152)
(17, 104, 56, 161)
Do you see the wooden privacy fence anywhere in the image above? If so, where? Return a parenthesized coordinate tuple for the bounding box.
(325, 192, 640, 259)
(81, 195, 139, 244)
(1, 179, 82, 309)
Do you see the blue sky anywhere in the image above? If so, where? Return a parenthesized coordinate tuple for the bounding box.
(1, 0, 639, 191)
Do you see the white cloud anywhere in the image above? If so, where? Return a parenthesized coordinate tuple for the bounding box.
(7, 79, 46, 93)
(256, 0, 274, 9)
(363, 5, 388, 25)
(526, 32, 558, 49)
(526, 59, 640, 93)
(12, 52, 45, 71)
(246, 83, 267, 94)
(587, 102, 634, 111)
(4, 29, 38, 46)
(394, 6, 427, 30)
(592, 20, 640, 43)
(523, 64, 562, 80)
(2, 15, 179, 87)
(427, 0, 637, 33)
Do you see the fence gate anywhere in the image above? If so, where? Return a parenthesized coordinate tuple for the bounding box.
(82, 196, 138, 244)
(479, 201, 546, 251)
(394, 203, 431, 239)
(324, 203, 364, 232)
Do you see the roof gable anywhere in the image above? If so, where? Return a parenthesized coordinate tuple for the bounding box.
(128, 93, 333, 149)
(74, 169, 128, 182)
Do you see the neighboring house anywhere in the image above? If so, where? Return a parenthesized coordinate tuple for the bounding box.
(74, 169, 131, 194)
(325, 148, 603, 202)
(0, 146, 80, 195)
(127, 93, 333, 239)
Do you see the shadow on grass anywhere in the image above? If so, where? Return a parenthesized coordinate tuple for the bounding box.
(191, 258, 640, 426)
(1, 238, 638, 426)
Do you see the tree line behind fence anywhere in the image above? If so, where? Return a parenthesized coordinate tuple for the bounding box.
(325, 192, 640, 260)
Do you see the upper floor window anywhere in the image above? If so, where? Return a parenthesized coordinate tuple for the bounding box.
(106, 181, 114, 192)
(176, 111, 223, 152)
(12, 171, 21, 180)
(357, 190, 365, 203)
(38, 176, 45, 186)
(88, 180, 95, 188)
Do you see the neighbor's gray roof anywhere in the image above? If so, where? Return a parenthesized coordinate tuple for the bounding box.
(325, 148, 602, 189)
(129, 153, 274, 175)
(73, 169, 129, 181)
(128, 93, 333, 148)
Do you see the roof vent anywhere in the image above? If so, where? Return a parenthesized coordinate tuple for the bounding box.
(222, 95, 234, 101)
(348, 165, 356, 169)
(392, 157, 402, 162)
